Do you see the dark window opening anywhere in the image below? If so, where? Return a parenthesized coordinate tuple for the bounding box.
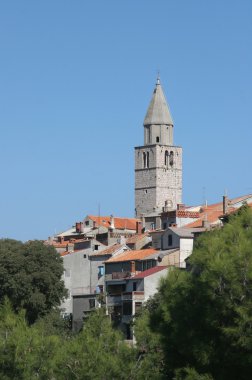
(165, 150, 169, 166)
(135, 302, 142, 314)
(94, 244, 99, 251)
(156, 136, 159, 143)
(133, 282, 137, 291)
(123, 301, 132, 316)
(168, 234, 173, 246)
(143, 152, 146, 168)
(163, 222, 167, 230)
(83, 254, 87, 259)
(85, 221, 89, 226)
(89, 298, 95, 310)
(147, 152, 149, 168)
(169, 151, 174, 166)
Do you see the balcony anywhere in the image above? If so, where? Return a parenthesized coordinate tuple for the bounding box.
(122, 291, 145, 301)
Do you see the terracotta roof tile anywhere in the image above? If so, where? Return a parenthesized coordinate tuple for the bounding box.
(91, 243, 126, 256)
(106, 248, 157, 263)
(88, 215, 139, 230)
(126, 233, 149, 244)
(132, 266, 168, 279)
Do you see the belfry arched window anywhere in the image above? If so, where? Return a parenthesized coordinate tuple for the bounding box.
(165, 150, 169, 166)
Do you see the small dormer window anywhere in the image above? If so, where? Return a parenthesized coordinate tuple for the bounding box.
(156, 136, 159, 143)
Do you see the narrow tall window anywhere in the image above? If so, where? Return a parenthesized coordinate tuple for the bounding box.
(169, 151, 174, 166)
(143, 152, 146, 168)
(165, 150, 169, 166)
(156, 136, 160, 143)
(168, 234, 173, 246)
(147, 152, 149, 168)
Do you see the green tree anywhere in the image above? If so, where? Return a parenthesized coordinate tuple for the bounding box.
(134, 294, 165, 379)
(0, 299, 62, 380)
(0, 239, 67, 323)
(56, 308, 137, 380)
(149, 206, 252, 380)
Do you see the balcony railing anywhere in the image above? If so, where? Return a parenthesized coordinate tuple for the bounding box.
(122, 291, 145, 301)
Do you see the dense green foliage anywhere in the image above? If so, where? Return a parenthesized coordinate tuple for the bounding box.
(147, 206, 252, 379)
(0, 301, 154, 380)
(0, 239, 67, 323)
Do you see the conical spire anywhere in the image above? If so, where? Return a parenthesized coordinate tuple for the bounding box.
(144, 77, 173, 126)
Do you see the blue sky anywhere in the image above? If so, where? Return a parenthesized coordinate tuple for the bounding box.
(0, 1, 251, 241)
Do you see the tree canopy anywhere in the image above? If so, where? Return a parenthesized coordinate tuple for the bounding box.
(147, 205, 252, 379)
(0, 239, 67, 324)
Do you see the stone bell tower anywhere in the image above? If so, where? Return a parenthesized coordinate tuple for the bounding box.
(135, 77, 182, 218)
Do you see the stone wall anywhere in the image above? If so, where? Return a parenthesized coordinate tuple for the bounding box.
(135, 144, 182, 216)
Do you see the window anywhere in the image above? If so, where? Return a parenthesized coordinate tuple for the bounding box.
(133, 282, 137, 291)
(98, 266, 104, 279)
(94, 244, 99, 251)
(89, 298, 95, 310)
(135, 302, 142, 314)
(156, 136, 159, 143)
(165, 150, 169, 166)
(85, 220, 89, 226)
(169, 151, 174, 166)
(147, 152, 149, 168)
(168, 234, 173, 246)
(83, 254, 87, 259)
(123, 301, 132, 316)
(163, 222, 167, 230)
(143, 152, 146, 168)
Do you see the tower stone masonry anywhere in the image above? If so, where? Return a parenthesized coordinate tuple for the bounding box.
(135, 77, 182, 218)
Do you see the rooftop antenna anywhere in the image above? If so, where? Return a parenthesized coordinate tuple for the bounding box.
(98, 202, 101, 234)
(203, 187, 207, 208)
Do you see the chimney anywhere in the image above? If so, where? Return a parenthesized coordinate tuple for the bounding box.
(136, 221, 142, 234)
(110, 214, 115, 229)
(80, 222, 84, 233)
(118, 235, 126, 245)
(75, 222, 81, 233)
(67, 243, 74, 252)
(223, 195, 229, 214)
(177, 203, 185, 211)
(202, 220, 210, 228)
(130, 261, 136, 274)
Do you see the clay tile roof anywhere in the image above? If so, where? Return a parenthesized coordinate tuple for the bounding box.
(132, 266, 168, 279)
(88, 215, 139, 230)
(177, 210, 200, 218)
(106, 248, 157, 263)
(126, 232, 149, 244)
(51, 242, 68, 248)
(91, 243, 125, 256)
